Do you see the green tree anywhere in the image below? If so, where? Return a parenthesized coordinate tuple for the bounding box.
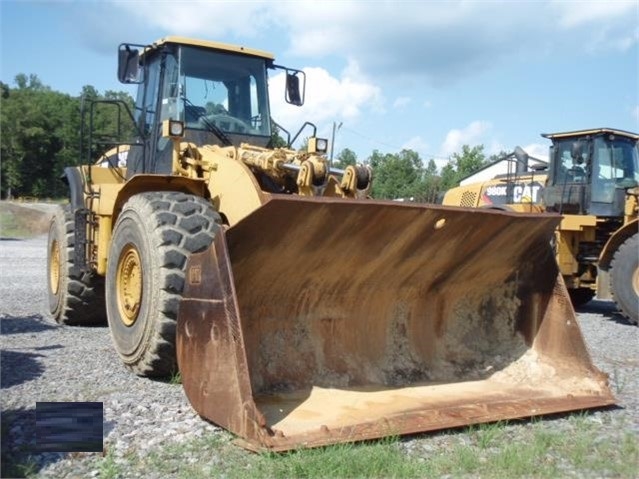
(332, 148, 357, 169)
(269, 120, 288, 148)
(1, 74, 134, 198)
(1, 74, 68, 197)
(488, 150, 511, 164)
(421, 159, 444, 203)
(81, 87, 137, 162)
(439, 144, 488, 190)
(368, 149, 425, 200)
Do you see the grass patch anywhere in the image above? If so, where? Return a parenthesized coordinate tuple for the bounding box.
(1, 456, 39, 479)
(108, 434, 429, 479)
(469, 421, 508, 449)
(1, 410, 38, 478)
(0, 208, 32, 238)
(169, 371, 182, 385)
(611, 366, 628, 394)
(252, 437, 425, 479)
(88, 414, 638, 479)
(98, 448, 123, 479)
(0, 202, 51, 238)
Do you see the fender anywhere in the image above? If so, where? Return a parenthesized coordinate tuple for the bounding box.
(112, 174, 209, 224)
(599, 219, 639, 271)
(88, 174, 209, 276)
(62, 167, 85, 210)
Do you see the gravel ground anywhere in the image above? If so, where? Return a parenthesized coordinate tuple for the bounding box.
(1, 233, 638, 478)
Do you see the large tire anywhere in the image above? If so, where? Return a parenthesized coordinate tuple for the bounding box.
(106, 192, 220, 377)
(568, 288, 595, 308)
(47, 206, 106, 326)
(610, 233, 638, 325)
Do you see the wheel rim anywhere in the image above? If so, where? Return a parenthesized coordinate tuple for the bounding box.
(633, 266, 639, 296)
(49, 239, 60, 295)
(116, 244, 143, 326)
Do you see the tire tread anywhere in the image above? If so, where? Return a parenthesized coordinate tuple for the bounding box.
(49, 207, 106, 326)
(109, 192, 220, 377)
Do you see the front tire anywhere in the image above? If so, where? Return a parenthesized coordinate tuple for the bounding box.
(610, 233, 638, 325)
(106, 192, 220, 377)
(47, 206, 106, 325)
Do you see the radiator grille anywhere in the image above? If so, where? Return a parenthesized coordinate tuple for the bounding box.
(460, 191, 477, 207)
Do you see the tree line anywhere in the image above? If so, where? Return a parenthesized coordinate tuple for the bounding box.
(333, 144, 502, 202)
(1, 74, 497, 201)
(1, 74, 134, 199)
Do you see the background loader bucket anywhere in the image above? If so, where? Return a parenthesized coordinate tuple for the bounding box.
(176, 196, 614, 451)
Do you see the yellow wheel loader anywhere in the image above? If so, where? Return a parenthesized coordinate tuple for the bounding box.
(47, 37, 614, 451)
(443, 129, 638, 324)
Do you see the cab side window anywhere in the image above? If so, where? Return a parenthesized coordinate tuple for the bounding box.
(135, 59, 160, 136)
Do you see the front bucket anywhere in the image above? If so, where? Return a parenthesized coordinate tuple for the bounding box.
(176, 196, 614, 451)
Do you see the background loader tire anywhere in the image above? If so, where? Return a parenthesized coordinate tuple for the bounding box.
(47, 206, 106, 326)
(106, 192, 220, 377)
(610, 233, 638, 325)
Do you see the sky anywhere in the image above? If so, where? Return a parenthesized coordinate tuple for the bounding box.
(1, 0, 638, 168)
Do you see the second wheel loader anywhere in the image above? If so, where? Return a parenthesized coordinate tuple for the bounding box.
(443, 129, 638, 324)
(47, 37, 614, 451)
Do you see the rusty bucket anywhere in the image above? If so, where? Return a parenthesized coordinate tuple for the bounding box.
(176, 196, 614, 451)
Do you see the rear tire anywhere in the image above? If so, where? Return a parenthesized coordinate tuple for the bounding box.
(568, 288, 595, 308)
(106, 192, 220, 377)
(47, 206, 106, 326)
(610, 233, 639, 324)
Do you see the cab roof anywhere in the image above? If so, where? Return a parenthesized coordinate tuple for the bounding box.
(149, 36, 275, 61)
(541, 128, 638, 141)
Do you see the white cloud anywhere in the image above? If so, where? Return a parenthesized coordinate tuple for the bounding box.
(98, 1, 637, 83)
(110, 1, 274, 38)
(268, 64, 382, 146)
(486, 140, 507, 157)
(439, 121, 493, 157)
(276, 1, 637, 84)
(632, 105, 639, 121)
(402, 136, 430, 153)
(393, 97, 411, 109)
(554, 1, 636, 28)
(553, 1, 638, 52)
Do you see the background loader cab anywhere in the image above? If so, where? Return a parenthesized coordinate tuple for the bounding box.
(543, 129, 638, 217)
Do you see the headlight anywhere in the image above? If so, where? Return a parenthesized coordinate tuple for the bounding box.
(308, 137, 328, 154)
(162, 119, 185, 138)
(169, 120, 185, 137)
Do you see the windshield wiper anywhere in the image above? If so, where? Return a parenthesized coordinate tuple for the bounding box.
(184, 98, 233, 147)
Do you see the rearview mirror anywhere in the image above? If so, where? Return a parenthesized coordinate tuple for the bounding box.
(285, 71, 305, 106)
(118, 44, 142, 84)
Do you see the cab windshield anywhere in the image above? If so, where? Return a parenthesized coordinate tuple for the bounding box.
(159, 45, 272, 139)
(592, 136, 639, 203)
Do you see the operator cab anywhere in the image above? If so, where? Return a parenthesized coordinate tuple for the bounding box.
(543, 128, 639, 217)
(117, 36, 304, 176)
